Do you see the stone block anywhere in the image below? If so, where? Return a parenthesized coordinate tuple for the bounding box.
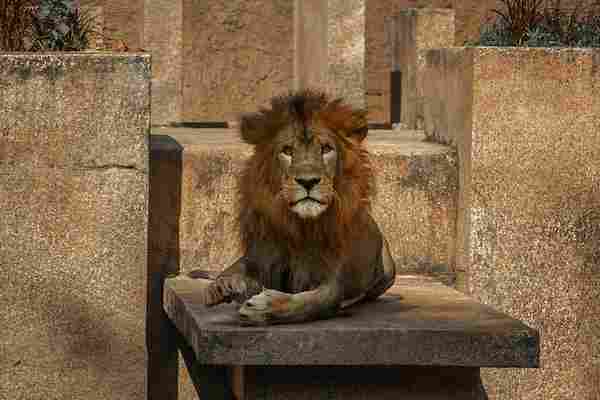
(422, 46, 600, 399)
(162, 274, 538, 399)
(328, 0, 366, 109)
(181, 1, 294, 122)
(143, 0, 183, 125)
(385, 8, 454, 129)
(0, 53, 150, 400)
(295, 0, 328, 91)
(151, 127, 458, 284)
(365, 0, 451, 124)
(164, 275, 539, 367)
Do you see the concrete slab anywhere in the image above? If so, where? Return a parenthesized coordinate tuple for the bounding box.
(164, 274, 539, 367)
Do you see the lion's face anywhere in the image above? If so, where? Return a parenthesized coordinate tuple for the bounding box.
(238, 90, 374, 249)
(275, 122, 338, 219)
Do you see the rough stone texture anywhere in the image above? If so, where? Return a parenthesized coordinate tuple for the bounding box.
(0, 54, 150, 400)
(164, 274, 539, 367)
(80, 0, 144, 50)
(104, 0, 144, 49)
(151, 127, 458, 284)
(364, 0, 590, 124)
(385, 8, 454, 129)
(144, 0, 183, 126)
(422, 47, 473, 294)
(295, 0, 328, 92)
(182, 0, 294, 122)
(368, 130, 458, 283)
(422, 47, 600, 400)
(365, 0, 451, 124)
(328, 0, 366, 109)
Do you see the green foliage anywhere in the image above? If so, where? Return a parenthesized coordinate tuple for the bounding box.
(471, 0, 600, 47)
(477, 19, 517, 46)
(29, 0, 94, 51)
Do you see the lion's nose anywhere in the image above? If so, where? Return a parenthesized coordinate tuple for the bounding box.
(296, 178, 321, 192)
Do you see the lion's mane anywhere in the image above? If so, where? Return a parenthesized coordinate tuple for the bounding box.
(237, 90, 375, 259)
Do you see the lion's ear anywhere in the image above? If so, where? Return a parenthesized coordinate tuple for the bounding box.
(348, 125, 368, 143)
(346, 112, 368, 143)
(239, 113, 269, 145)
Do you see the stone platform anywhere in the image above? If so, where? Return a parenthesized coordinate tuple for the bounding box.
(151, 128, 459, 286)
(162, 274, 539, 399)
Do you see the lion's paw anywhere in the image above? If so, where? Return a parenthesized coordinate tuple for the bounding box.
(238, 289, 293, 325)
(202, 276, 262, 307)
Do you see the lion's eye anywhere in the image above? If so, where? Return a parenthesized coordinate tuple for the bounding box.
(321, 144, 334, 154)
(282, 146, 293, 156)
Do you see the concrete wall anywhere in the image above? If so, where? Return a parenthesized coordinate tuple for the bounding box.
(144, 0, 183, 126)
(151, 128, 459, 285)
(295, 0, 329, 92)
(80, 0, 144, 49)
(0, 54, 150, 400)
(182, 1, 295, 123)
(364, 0, 594, 124)
(365, 0, 453, 124)
(328, 0, 365, 109)
(422, 46, 600, 400)
(385, 8, 454, 129)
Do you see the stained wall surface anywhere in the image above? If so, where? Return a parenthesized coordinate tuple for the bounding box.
(423, 46, 600, 400)
(0, 54, 150, 400)
(181, 0, 295, 123)
(385, 8, 454, 129)
(151, 128, 458, 285)
(366, 0, 456, 124)
(364, 0, 594, 124)
(328, 0, 366, 109)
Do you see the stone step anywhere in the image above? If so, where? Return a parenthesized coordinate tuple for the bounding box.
(150, 128, 458, 284)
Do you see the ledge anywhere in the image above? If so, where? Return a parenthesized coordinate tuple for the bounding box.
(163, 274, 539, 368)
(150, 129, 459, 285)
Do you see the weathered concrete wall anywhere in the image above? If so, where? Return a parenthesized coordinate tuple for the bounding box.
(80, 0, 144, 49)
(423, 47, 600, 400)
(295, 0, 328, 92)
(385, 8, 454, 129)
(144, 0, 183, 125)
(182, 0, 295, 123)
(364, 0, 593, 124)
(365, 0, 452, 124)
(103, 0, 145, 50)
(151, 127, 458, 285)
(0, 54, 150, 400)
(328, 0, 365, 109)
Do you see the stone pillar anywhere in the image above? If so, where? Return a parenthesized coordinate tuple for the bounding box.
(144, 0, 183, 125)
(385, 8, 454, 129)
(422, 46, 600, 399)
(294, 0, 328, 91)
(180, 0, 294, 123)
(0, 53, 150, 400)
(328, 0, 366, 109)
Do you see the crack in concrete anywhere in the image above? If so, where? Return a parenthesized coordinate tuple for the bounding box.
(75, 163, 144, 172)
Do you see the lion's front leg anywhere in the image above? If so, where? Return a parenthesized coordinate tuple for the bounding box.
(199, 258, 263, 306)
(238, 284, 340, 325)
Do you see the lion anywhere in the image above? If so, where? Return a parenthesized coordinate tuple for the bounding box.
(200, 89, 396, 325)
